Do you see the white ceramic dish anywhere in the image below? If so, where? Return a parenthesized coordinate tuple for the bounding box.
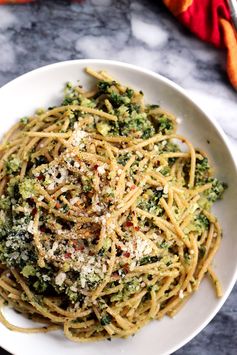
(0, 59, 236, 355)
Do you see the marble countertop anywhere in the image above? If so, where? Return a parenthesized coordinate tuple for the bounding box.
(0, 0, 236, 354)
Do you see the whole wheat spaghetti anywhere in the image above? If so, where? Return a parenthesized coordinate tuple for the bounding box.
(0, 68, 226, 341)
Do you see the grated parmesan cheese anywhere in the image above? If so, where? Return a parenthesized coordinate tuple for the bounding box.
(27, 221, 35, 234)
(163, 184, 169, 194)
(97, 164, 106, 175)
(70, 285, 78, 292)
(100, 216, 107, 225)
(102, 264, 107, 273)
(55, 272, 66, 286)
(0, 210, 6, 223)
(136, 151, 143, 158)
(70, 197, 80, 205)
(125, 236, 152, 261)
(72, 129, 88, 146)
(130, 261, 136, 271)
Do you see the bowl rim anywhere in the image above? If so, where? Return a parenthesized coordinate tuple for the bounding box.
(0, 58, 237, 355)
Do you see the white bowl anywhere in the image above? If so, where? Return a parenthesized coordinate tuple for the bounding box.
(0, 59, 237, 355)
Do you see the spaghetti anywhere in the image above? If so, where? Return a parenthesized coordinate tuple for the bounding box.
(0, 68, 226, 341)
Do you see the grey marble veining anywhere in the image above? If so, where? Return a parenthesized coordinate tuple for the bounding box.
(0, 1, 236, 354)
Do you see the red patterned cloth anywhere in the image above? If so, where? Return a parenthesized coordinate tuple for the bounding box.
(163, 0, 237, 90)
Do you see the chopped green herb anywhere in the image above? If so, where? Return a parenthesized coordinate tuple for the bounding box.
(20, 116, 29, 125)
(199, 246, 206, 259)
(195, 213, 210, 231)
(21, 265, 36, 278)
(160, 241, 169, 249)
(5, 156, 21, 174)
(140, 255, 161, 265)
(160, 166, 170, 177)
(100, 314, 112, 326)
(184, 252, 191, 264)
(97, 81, 111, 93)
(19, 178, 35, 199)
(206, 179, 227, 202)
(125, 88, 134, 98)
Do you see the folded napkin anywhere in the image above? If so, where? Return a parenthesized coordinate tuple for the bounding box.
(163, 0, 237, 90)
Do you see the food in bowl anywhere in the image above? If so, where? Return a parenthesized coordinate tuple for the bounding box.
(0, 67, 226, 341)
